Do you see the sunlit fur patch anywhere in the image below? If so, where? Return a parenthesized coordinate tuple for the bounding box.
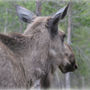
(49, 48, 57, 57)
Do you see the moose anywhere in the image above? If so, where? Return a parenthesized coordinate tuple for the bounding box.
(0, 3, 77, 88)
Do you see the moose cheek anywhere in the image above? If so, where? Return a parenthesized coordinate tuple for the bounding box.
(58, 65, 67, 73)
(49, 49, 57, 57)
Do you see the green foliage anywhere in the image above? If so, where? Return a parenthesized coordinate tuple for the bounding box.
(71, 1, 90, 80)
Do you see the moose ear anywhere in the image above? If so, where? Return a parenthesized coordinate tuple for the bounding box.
(16, 5, 36, 23)
(51, 3, 69, 25)
(0, 33, 28, 53)
(0, 33, 18, 50)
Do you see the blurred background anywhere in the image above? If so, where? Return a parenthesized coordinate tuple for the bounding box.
(0, 0, 90, 89)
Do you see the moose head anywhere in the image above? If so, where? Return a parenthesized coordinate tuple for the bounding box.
(58, 30, 77, 73)
(15, 3, 77, 74)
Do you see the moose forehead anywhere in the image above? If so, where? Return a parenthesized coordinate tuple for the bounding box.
(27, 17, 50, 29)
(32, 16, 50, 23)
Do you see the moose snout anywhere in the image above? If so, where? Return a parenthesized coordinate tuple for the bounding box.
(64, 62, 78, 73)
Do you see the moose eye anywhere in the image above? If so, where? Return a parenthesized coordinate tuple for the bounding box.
(61, 37, 64, 42)
(62, 34, 66, 42)
(63, 33, 66, 39)
(59, 33, 66, 42)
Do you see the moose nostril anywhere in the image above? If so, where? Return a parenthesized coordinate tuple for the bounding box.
(75, 64, 78, 69)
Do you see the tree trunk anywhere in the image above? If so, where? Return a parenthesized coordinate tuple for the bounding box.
(36, 0, 42, 16)
(4, 8, 8, 34)
(81, 76, 85, 88)
(65, 2, 72, 89)
(19, 20, 23, 33)
(67, 2, 72, 45)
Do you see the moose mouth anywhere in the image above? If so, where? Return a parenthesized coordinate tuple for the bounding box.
(59, 64, 78, 73)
